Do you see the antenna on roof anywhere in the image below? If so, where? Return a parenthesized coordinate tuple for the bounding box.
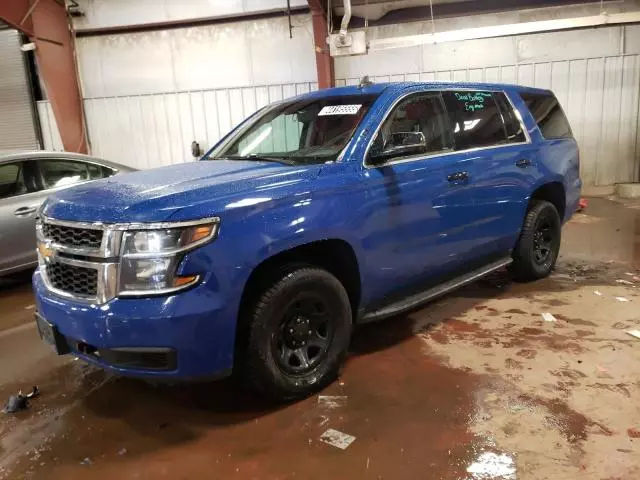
(358, 75, 373, 88)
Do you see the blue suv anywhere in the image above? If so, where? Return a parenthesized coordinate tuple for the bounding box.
(33, 81, 581, 399)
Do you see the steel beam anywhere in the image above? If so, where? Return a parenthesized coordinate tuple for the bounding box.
(0, 0, 88, 153)
(308, 0, 335, 89)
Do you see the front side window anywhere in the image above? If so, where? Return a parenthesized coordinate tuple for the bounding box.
(520, 92, 572, 139)
(442, 91, 508, 150)
(40, 160, 91, 189)
(368, 92, 453, 163)
(0, 162, 28, 200)
(211, 94, 379, 165)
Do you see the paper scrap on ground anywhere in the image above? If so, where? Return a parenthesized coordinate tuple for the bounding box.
(615, 297, 630, 302)
(593, 290, 603, 296)
(626, 330, 640, 340)
(319, 429, 356, 450)
(542, 312, 557, 322)
(616, 279, 634, 285)
(317, 395, 348, 409)
(467, 452, 516, 479)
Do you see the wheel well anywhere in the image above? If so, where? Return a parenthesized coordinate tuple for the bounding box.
(239, 239, 361, 322)
(531, 182, 566, 220)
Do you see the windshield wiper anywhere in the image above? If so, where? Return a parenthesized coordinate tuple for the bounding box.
(218, 154, 293, 165)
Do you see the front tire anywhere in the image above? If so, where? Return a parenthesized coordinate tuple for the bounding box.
(241, 267, 352, 400)
(511, 200, 562, 282)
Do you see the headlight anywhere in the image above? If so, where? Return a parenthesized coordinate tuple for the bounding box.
(118, 221, 218, 294)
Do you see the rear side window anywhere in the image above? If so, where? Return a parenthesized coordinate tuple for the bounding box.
(520, 92, 572, 139)
(442, 91, 508, 150)
(40, 160, 90, 189)
(87, 163, 116, 179)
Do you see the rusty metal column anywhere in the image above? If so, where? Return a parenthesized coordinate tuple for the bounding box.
(308, 0, 334, 89)
(1, 0, 88, 153)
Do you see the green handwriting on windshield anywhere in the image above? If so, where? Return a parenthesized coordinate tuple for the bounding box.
(454, 92, 492, 112)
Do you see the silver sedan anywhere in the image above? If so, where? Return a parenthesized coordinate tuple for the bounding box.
(0, 151, 135, 277)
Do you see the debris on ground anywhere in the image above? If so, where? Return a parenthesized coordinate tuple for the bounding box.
(317, 395, 348, 409)
(597, 365, 608, 373)
(117, 448, 127, 456)
(627, 428, 640, 438)
(616, 279, 634, 285)
(2, 386, 40, 414)
(593, 290, 603, 296)
(626, 330, 640, 340)
(80, 457, 92, 466)
(577, 198, 588, 212)
(466, 452, 516, 479)
(319, 429, 356, 450)
(615, 297, 630, 302)
(541, 312, 557, 322)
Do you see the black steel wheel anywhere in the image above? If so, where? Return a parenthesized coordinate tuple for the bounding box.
(511, 199, 562, 282)
(240, 267, 352, 400)
(274, 294, 334, 375)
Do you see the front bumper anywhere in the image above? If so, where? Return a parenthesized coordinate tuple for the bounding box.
(33, 271, 238, 379)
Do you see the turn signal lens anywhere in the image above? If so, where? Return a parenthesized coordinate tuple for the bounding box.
(189, 225, 214, 243)
(173, 275, 199, 287)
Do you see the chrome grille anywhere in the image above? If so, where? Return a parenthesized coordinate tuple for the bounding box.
(42, 222, 103, 249)
(45, 262, 98, 297)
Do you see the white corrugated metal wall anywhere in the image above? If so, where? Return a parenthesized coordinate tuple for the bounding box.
(37, 1, 640, 186)
(38, 81, 318, 168)
(335, 24, 640, 187)
(38, 9, 318, 169)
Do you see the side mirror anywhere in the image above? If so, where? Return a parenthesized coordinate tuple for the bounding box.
(369, 131, 427, 164)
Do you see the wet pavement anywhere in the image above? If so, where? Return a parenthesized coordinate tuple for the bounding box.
(1, 196, 639, 479)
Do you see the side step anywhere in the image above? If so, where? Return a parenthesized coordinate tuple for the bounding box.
(361, 257, 513, 323)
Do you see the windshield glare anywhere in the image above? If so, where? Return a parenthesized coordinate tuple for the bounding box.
(211, 94, 379, 165)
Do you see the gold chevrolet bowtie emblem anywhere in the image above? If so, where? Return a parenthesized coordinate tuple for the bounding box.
(38, 242, 54, 261)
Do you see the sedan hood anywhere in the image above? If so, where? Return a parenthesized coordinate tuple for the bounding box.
(42, 160, 321, 223)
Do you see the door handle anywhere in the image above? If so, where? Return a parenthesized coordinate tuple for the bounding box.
(516, 158, 532, 168)
(447, 171, 469, 183)
(13, 206, 37, 217)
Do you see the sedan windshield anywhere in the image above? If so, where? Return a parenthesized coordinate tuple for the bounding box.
(210, 94, 379, 165)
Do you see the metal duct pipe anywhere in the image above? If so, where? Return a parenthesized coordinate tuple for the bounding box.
(339, 0, 351, 36)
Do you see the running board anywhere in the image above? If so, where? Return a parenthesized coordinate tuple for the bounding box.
(361, 257, 513, 323)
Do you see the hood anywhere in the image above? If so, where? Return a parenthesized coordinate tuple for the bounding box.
(42, 160, 322, 223)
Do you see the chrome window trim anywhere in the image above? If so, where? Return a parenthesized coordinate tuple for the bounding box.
(37, 216, 220, 304)
(362, 87, 531, 169)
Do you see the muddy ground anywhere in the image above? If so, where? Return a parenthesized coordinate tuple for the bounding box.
(0, 196, 639, 480)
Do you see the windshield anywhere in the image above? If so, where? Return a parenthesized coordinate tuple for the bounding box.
(209, 94, 379, 165)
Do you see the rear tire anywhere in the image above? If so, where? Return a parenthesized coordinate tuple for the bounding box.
(511, 200, 561, 282)
(240, 267, 352, 401)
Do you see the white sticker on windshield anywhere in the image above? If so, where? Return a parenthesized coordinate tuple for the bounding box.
(318, 104, 362, 116)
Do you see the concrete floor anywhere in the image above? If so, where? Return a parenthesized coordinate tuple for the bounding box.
(0, 197, 639, 480)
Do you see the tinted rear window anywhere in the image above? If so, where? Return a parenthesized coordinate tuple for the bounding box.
(520, 92, 572, 139)
(442, 91, 508, 150)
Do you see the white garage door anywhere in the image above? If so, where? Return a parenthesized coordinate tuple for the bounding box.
(336, 24, 640, 187)
(0, 28, 40, 151)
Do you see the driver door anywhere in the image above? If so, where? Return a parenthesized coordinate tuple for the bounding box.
(360, 90, 478, 300)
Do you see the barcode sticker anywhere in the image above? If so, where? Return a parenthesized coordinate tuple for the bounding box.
(318, 104, 362, 116)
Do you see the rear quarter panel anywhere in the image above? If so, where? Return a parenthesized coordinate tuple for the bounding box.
(507, 87, 581, 223)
